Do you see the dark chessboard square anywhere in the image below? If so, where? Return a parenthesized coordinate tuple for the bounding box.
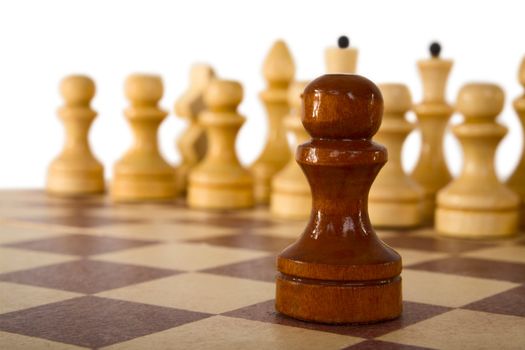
(188, 233, 295, 252)
(343, 340, 435, 350)
(176, 216, 276, 229)
(383, 235, 495, 254)
(223, 300, 451, 339)
(15, 215, 143, 228)
(407, 257, 525, 283)
(3, 233, 158, 256)
(463, 285, 525, 317)
(0, 296, 211, 348)
(0, 259, 179, 293)
(201, 256, 277, 282)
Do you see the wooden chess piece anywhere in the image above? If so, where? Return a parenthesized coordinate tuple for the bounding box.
(325, 35, 358, 73)
(436, 83, 520, 238)
(276, 74, 402, 324)
(411, 42, 453, 224)
(250, 40, 295, 204)
(174, 64, 216, 194)
(369, 84, 424, 228)
(47, 75, 105, 196)
(187, 79, 254, 209)
(270, 81, 311, 219)
(111, 74, 177, 202)
(507, 57, 525, 227)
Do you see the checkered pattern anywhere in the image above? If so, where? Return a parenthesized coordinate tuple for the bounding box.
(0, 190, 524, 349)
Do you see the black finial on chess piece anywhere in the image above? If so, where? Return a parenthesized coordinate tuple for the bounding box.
(429, 42, 441, 58)
(338, 36, 350, 49)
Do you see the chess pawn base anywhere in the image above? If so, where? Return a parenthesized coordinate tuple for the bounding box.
(436, 207, 519, 238)
(112, 163, 177, 202)
(47, 160, 104, 196)
(251, 163, 282, 205)
(369, 174, 423, 228)
(276, 275, 401, 324)
(369, 201, 422, 228)
(188, 170, 254, 210)
(270, 177, 310, 219)
(419, 196, 436, 225)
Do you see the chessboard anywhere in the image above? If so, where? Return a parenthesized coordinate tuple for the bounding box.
(0, 189, 524, 350)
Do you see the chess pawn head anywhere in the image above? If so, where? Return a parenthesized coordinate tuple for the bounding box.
(276, 74, 402, 324)
(204, 80, 243, 112)
(302, 74, 382, 139)
(457, 83, 504, 121)
(417, 42, 453, 104)
(381, 83, 412, 115)
(263, 40, 295, 87)
(125, 74, 163, 107)
(61, 75, 95, 106)
(325, 35, 358, 74)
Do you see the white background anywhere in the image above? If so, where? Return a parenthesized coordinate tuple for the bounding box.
(0, 0, 523, 188)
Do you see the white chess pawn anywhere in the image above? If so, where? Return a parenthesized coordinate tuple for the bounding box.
(507, 57, 525, 227)
(436, 83, 520, 238)
(47, 75, 105, 196)
(188, 79, 254, 209)
(369, 84, 424, 227)
(270, 81, 311, 219)
(111, 74, 176, 202)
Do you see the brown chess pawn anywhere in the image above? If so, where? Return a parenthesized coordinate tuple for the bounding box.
(47, 75, 105, 196)
(275, 74, 402, 324)
(111, 74, 177, 202)
(436, 83, 520, 238)
(507, 57, 525, 227)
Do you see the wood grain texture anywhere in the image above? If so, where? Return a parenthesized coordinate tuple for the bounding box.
(436, 83, 520, 238)
(174, 65, 215, 194)
(411, 48, 454, 224)
(275, 74, 402, 324)
(369, 84, 424, 228)
(187, 79, 254, 209)
(47, 75, 105, 196)
(111, 74, 177, 202)
(250, 40, 295, 204)
(507, 57, 525, 227)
